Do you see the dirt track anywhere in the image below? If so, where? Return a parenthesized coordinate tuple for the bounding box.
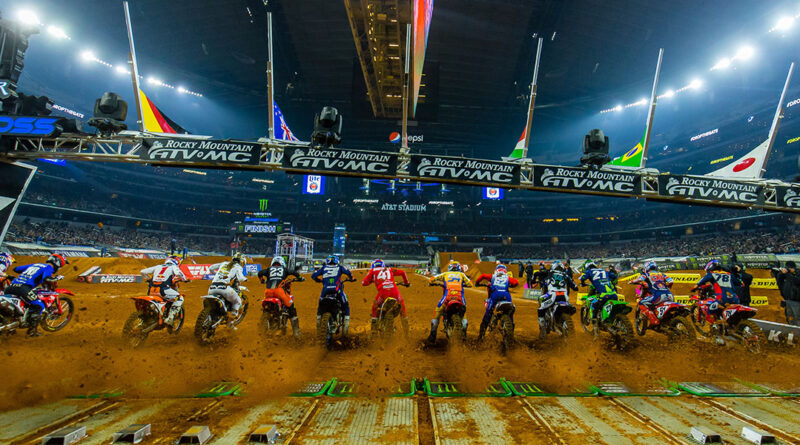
(0, 256, 798, 414)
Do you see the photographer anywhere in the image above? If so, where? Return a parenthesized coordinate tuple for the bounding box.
(774, 261, 800, 326)
(733, 264, 753, 307)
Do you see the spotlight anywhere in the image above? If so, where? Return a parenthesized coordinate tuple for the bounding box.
(114, 65, 128, 75)
(735, 45, 754, 60)
(87, 92, 128, 136)
(613, 104, 622, 112)
(80, 50, 95, 61)
(18, 93, 53, 115)
(310, 106, 342, 147)
(580, 129, 610, 169)
(711, 58, 731, 70)
(663, 89, 675, 98)
(0, 11, 39, 111)
(177, 86, 186, 93)
(15, 10, 40, 26)
(636, 97, 647, 106)
(46, 25, 67, 39)
(688, 78, 703, 89)
(775, 16, 794, 31)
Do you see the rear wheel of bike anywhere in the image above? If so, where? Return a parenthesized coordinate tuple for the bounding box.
(229, 297, 249, 328)
(317, 312, 331, 347)
(666, 316, 695, 341)
(122, 313, 148, 348)
(381, 311, 396, 341)
(558, 313, 574, 339)
(167, 307, 185, 335)
(634, 309, 648, 337)
(450, 314, 464, 344)
(690, 304, 712, 337)
(194, 307, 216, 345)
(40, 297, 74, 332)
(737, 320, 766, 354)
(499, 314, 514, 352)
(580, 306, 592, 333)
(613, 315, 634, 350)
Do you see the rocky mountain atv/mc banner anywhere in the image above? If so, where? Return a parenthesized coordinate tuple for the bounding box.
(0, 161, 36, 244)
(141, 138, 262, 165)
(410, 155, 521, 185)
(532, 165, 641, 195)
(283, 146, 398, 178)
(658, 174, 764, 206)
(776, 186, 800, 209)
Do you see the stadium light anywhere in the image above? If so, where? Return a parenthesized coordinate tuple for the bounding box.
(80, 50, 95, 62)
(46, 25, 68, 39)
(734, 45, 755, 60)
(775, 16, 794, 31)
(16, 10, 40, 25)
(711, 57, 731, 71)
(636, 97, 647, 105)
(663, 89, 675, 98)
(177, 86, 186, 93)
(614, 104, 623, 112)
(114, 65, 129, 75)
(689, 78, 703, 89)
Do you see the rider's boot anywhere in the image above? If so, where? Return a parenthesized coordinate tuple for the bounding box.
(426, 319, 439, 344)
(343, 316, 350, 337)
(26, 311, 42, 337)
(369, 318, 378, 338)
(290, 317, 301, 339)
(711, 323, 725, 346)
(538, 317, 548, 339)
(400, 317, 410, 340)
(164, 305, 180, 325)
(477, 320, 488, 342)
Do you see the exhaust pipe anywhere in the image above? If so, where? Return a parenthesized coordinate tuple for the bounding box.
(0, 321, 20, 333)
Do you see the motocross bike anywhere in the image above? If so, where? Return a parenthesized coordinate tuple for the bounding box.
(195, 284, 249, 345)
(122, 281, 185, 348)
(374, 282, 410, 341)
(429, 283, 468, 344)
(0, 275, 13, 292)
(539, 291, 577, 340)
(689, 284, 765, 353)
(476, 282, 516, 351)
(316, 278, 356, 350)
(260, 277, 303, 336)
(0, 276, 74, 335)
(580, 290, 634, 350)
(632, 283, 695, 340)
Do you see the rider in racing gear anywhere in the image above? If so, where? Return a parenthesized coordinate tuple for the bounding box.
(579, 259, 619, 321)
(6, 253, 68, 337)
(362, 259, 410, 338)
(538, 260, 578, 338)
(427, 261, 473, 343)
(0, 253, 14, 290)
(475, 264, 519, 342)
(630, 261, 674, 308)
(311, 255, 353, 337)
(258, 255, 304, 338)
(207, 252, 248, 320)
(140, 256, 187, 326)
(693, 260, 742, 344)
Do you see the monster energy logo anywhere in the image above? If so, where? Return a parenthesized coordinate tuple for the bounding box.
(259, 199, 268, 211)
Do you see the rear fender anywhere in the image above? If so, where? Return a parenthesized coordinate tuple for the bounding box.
(554, 301, 577, 316)
(725, 307, 757, 325)
(55, 289, 73, 296)
(606, 301, 632, 319)
(494, 301, 515, 315)
(318, 297, 340, 315)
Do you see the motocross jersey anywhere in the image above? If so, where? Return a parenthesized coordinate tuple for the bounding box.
(547, 270, 578, 296)
(634, 271, 673, 294)
(430, 271, 472, 306)
(209, 262, 246, 286)
(363, 267, 408, 295)
(579, 268, 618, 296)
(475, 273, 519, 294)
(140, 264, 186, 289)
(258, 265, 300, 289)
(312, 264, 353, 293)
(696, 270, 741, 302)
(11, 263, 56, 288)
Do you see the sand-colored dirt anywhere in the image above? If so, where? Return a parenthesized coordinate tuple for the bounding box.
(0, 256, 797, 412)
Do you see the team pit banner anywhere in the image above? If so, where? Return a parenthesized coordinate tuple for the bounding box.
(658, 175, 764, 206)
(142, 138, 262, 165)
(532, 166, 641, 195)
(410, 155, 521, 186)
(283, 147, 398, 177)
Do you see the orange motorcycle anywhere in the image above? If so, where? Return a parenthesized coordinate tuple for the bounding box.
(122, 281, 185, 348)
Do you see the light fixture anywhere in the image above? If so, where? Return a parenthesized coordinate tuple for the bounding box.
(711, 57, 731, 71)
(688, 78, 703, 89)
(636, 97, 647, 105)
(775, 16, 794, 31)
(734, 45, 754, 60)
(614, 105, 622, 112)
(16, 10, 40, 25)
(46, 25, 68, 39)
(177, 86, 186, 93)
(114, 65, 128, 75)
(80, 50, 95, 61)
(663, 89, 675, 98)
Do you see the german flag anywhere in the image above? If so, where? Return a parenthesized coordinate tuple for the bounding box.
(139, 89, 188, 134)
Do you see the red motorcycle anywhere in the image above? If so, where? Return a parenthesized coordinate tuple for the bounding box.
(689, 284, 765, 353)
(0, 277, 75, 335)
(632, 283, 695, 340)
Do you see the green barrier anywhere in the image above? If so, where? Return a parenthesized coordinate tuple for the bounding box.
(326, 378, 356, 397)
(193, 382, 242, 398)
(736, 380, 800, 397)
(391, 380, 418, 397)
(500, 379, 596, 397)
(667, 380, 768, 397)
(424, 379, 512, 397)
(591, 382, 680, 397)
(290, 379, 334, 397)
(68, 388, 124, 399)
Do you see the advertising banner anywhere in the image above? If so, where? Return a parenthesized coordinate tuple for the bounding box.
(180, 264, 214, 280)
(410, 155, 520, 185)
(303, 175, 325, 194)
(687, 255, 730, 269)
(141, 138, 262, 165)
(0, 161, 36, 245)
(751, 319, 800, 347)
(735, 254, 779, 269)
(751, 278, 778, 289)
(88, 274, 143, 284)
(658, 175, 764, 205)
(533, 166, 641, 195)
(775, 186, 800, 210)
(283, 146, 398, 177)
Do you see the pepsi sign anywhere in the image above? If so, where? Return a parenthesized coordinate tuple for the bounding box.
(0, 116, 59, 137)
(389, 132, 423, 144)
(303, 175, 325, 195)
(483, 187, 503, 200)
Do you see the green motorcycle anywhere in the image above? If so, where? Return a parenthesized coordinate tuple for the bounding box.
(579, 290, 635, 350)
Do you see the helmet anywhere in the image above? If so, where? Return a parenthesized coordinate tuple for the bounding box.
(552, 260, 564, 272)
(232, 252, 247, 266)
(371, 259, 385, 269)
(538, 261, 546, 269)
(165, 257, 180, 267)
(47, 253, 68, 269)
(0, 253, 13, 268)
(495, 264, 507, 274)
(272, 256, 286, 268)
(326, 255, 339, 266)
(583, 260, 598, 271)
(644, 261, 658, 272)
(704, 260, 721, 273)
(448, 261, 461, 272)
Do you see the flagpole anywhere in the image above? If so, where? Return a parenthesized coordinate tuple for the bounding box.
(640, 48, 663, 169)
(401, 23, 411, 155)
(522, 37, 543, 159)
(759, 62, 794, 178)
(266, 11, 276, 141)
(123, 1, 144, 132)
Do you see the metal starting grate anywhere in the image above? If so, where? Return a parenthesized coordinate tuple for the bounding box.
(192, 382, 242, 398)
(591, 382, 680, 397)
(674, 381, 769, 397)
(290, 379, 334, 397)
(423, 379, 512, 397)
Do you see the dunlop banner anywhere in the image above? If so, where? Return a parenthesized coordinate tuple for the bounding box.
(283, 146, 398, 177)
(658, 174, 764, 205)
(409, 155, 521, 185)
(533, 165, 641, 195)
(665, 273, 701, 284)
(751, 278, 778, 289)
(674, 295, 768, 306)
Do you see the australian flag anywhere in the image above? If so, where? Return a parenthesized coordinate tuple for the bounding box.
(273, 103, 300, 142)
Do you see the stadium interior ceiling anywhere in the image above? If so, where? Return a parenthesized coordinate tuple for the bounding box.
(6, 0, 800, 250)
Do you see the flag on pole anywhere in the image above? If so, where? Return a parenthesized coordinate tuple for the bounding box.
(706, 139, 769, 179)
(273, 103, 300, 142)
(608, 131, 645, 168)
(139, 89, 189, 134)
(507, 127, 527, 160)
